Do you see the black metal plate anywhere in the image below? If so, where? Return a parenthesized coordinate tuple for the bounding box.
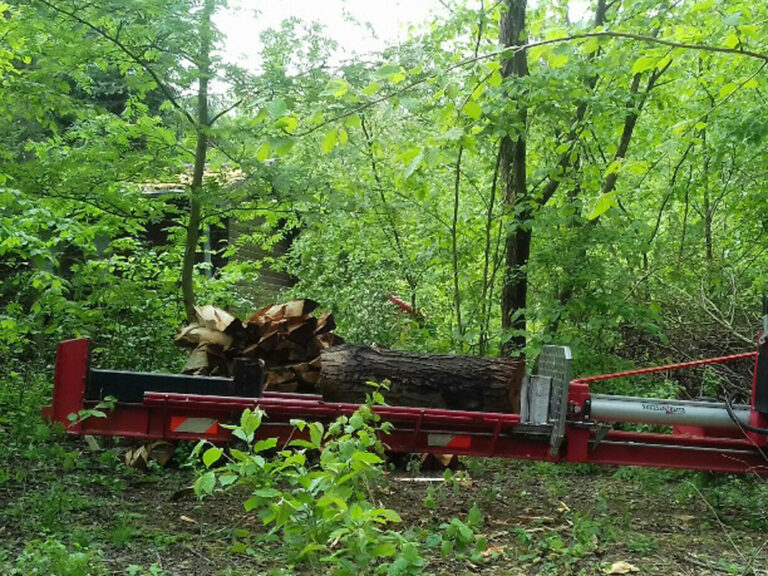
(86, 359, 264, 403)
(756, 344, 768, 415)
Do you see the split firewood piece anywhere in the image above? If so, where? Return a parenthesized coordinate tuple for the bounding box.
(420, 453, 462, 471)
(316, 333, 334, 349)
(286, 315, 318, 344)
(314, 312, 336, 335)
(247, 303, 274, 324)
(223, 318, 247, 343)
(175, 325, 233, 349)
(194, 305, 237, 332)
(283, 299, 319, 318)
(298, 369, 321, 386)
(286, 362, 310, 376)
(305, 340, 322, 359)
(256, 330, 281, 352)
(288, 345, 309, 362)
(183, 344, 210, 374)
(255, 299, 320, 323)
(149, 441, 176, 467)
(265, 369, 295, 388)
(268, 380, 299, 393)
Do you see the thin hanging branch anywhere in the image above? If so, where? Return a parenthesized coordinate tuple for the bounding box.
(479, 149, 501, 355)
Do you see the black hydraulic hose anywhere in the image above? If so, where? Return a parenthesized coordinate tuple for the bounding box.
(726, 392, 768, 435)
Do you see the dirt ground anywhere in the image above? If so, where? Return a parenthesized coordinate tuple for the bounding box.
(2, 436, 767, 576)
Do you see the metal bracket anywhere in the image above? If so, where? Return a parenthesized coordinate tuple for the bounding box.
(534, 345, 573, 458)
(521, 374, 552, 425)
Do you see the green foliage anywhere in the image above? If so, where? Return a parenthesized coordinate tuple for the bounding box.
(10, 538, 105, 576)
(67, 395, 116, 426)
(192, 385, 425, 574)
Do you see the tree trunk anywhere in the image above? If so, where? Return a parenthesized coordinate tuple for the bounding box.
(499, 0, 529, 356)
(182, 0, 214, 323)
(318, 344, 524, 413)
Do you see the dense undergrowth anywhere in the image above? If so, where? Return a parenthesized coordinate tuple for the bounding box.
(4, 0, 768, 573)
(2, 362, 768, 575)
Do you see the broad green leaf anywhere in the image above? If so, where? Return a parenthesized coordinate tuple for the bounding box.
(252, 437, 278, 453)
(331, 79, 349, 98)
(218, 473, 238, 486)
(298, 543, 325, 558)
(548, 53, 568, 68)
(371, 542, 397, 557)
(724, 32, 739, 49)
(631, 55, 656, 74)
(583, 37, 600, 54)
(463, 100, 482, 120)
(352, 451, 384, 465)
(372, 508, 401, 523)
(546, 28, 568, 40)
(256, 142, 271, 162)
(487, 70, 502, 88)
(589, 192, 618, 220)
(719, 82, 738, 99)
(308, 422, 324, 448)
(202, 446, 223, 468)
(265, 98, 287, 118)
(275, 115, 298, 134)
(194, 471, 216, 497)
(605, 159, 622, 176)
(467, 504, 483, 526)
(403, 150, 424, 179)
(691, 0, 715, 11)
(322, 129, 338, 154)
(388, 71, 406, 84)
(375, 63, 401, 79)
(363, 81, 380, 96)
(345, 115, 362, 129)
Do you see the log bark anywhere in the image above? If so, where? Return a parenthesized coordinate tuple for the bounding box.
(319, 345, 524, 413)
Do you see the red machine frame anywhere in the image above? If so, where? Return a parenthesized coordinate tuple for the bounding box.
(43, 338, 768, 476)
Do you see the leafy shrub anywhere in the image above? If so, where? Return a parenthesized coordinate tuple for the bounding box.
(193, 385, 426, 575)
(11, 538, 105, 576)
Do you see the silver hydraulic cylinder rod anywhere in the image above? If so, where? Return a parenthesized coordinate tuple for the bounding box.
(589, 394, 751, 429)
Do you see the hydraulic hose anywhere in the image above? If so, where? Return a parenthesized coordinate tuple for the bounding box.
(726, 392, 768, 435)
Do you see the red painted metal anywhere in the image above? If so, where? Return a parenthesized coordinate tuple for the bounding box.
(42, 338, 768, 476)
(41, 339, 90, 431)
(749, 349, 768, 445)
(570, 351, 757, 385)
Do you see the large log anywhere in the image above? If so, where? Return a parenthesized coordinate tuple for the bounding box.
(318, 344, 524, 413)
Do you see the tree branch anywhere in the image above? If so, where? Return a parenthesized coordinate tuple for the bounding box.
(37, 0, 197, 127)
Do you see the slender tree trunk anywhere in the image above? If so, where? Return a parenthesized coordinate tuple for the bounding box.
(701, 127, 713, 262)
(451, 146, 465, 346)
(479, 150, 501, 355)
(499, 0, 529, 356)
(182, 0, 214, 322)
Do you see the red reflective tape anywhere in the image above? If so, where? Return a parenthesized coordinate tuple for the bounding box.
(170, 416, 218, 434)
(428, 434, 471, 449)
(205, 421, 218, 435)
(446, 435, 471, 450)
